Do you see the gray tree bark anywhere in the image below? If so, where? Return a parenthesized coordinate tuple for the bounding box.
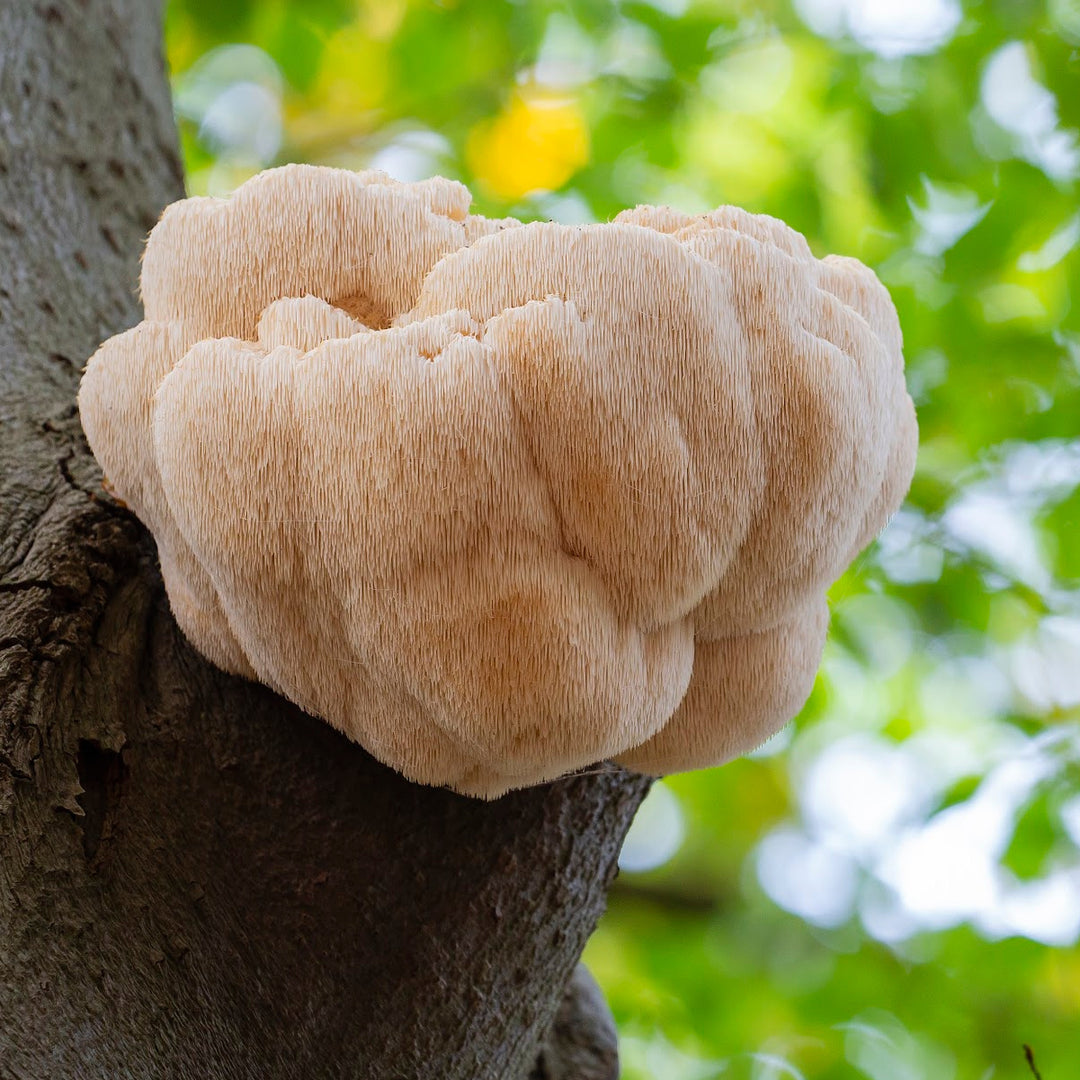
(0, 2, 648, 1077)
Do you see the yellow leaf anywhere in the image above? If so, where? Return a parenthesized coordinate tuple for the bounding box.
(467, 90, 589, 202)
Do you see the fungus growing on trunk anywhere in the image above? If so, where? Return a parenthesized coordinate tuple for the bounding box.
(79, 164, 917, 798)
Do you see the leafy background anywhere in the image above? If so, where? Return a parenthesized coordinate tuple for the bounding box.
(163, 1, 1080, 1076)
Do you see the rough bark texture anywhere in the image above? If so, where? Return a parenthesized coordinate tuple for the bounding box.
(0, 2, 649, 1077)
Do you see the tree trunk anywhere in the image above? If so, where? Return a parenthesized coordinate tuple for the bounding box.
(0, 3, 648, 1077)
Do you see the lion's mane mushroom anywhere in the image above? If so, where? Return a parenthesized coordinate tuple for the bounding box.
(79, 164, 917, 799)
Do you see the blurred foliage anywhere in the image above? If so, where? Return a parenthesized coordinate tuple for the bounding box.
(164, 0, 1080, 1076)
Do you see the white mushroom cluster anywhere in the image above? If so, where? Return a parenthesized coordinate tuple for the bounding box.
(79, 164, 917, 798)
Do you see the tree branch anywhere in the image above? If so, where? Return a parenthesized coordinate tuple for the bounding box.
(0, 2, 647, 1076)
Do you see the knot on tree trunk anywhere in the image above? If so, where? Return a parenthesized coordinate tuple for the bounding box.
(530, 964, 619, 1080)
